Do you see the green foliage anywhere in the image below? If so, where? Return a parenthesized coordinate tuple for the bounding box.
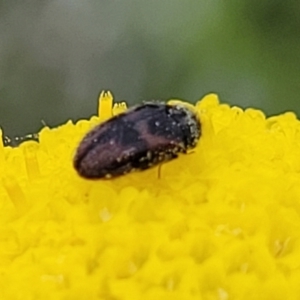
(1, 1, 300, 136)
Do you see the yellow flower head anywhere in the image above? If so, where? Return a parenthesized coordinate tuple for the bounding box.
(1, 91, 300, 299)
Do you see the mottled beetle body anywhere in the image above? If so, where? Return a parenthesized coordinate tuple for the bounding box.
(74, 102, 201, 179)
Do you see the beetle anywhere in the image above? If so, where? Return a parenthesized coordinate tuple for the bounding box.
(3, 133, 39, 147)
(73, 101, 201, 179)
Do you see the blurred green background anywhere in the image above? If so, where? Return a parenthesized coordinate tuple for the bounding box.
(1, 0, 300, 137)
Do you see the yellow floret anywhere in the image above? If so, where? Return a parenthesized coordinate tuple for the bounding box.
(1, 91, 300, 299)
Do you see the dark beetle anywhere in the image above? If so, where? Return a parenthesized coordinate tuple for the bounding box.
(3, 133, 39, 147)
(73, 102, 201, 179)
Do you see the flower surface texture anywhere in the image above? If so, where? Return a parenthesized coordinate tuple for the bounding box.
(1, 91, 300, 300)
